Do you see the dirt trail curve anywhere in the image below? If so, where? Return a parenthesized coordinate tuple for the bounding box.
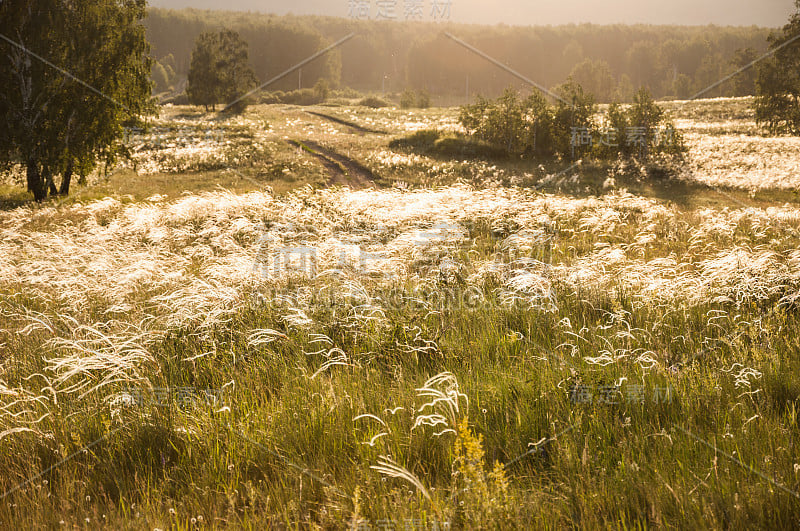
(288, 139, 377, 189)
(305, 111, 387, 135)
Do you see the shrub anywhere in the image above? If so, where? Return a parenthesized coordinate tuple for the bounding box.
(313, 79, 330, 102)
(459, 84, 685, 161)
(400, 89, 431, 109)
(460, 89, 558, 157)
(417, 90, 431, 109)
(400, 89, 416, 109)
(359, 96, 391, 108)
(451, 419, 515, 527)
(332, 87, 361, 99)
(260, 88, 323, 106)
(259, 92, 282, 105)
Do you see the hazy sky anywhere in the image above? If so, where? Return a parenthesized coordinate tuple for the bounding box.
(150, 0, 796, 27)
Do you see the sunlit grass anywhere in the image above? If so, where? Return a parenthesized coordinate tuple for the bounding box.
(1, 99, 800, 528)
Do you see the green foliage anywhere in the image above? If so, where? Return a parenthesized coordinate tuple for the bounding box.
(186, 32, 220, 111)
(145, 10, 338, 92)
(313, 79, 331, 102)
(389, 129, 442, 150)
(729, 48, 759, 97)
(569, 59, 616, 102)
(284, 89, 318, 106)
(151, 61, 170, 93)
(417, 90, 431, 109)
(0, 0, 154, 201)
(187, 29, 258, 113)
(400, 89, 432, 109)
(551, 79, 597, 158)
(755, 1, 800, 135)
(612, 87, 685, 159)
(260, 87, 328, 106)
(452, 419, 514, 527)
(400, 89, 416, 109)
(672, 73, 693, 99)
(459, 85, 685, 162)
(145, 8, 772, 100)
(160, 53, 177, 72)
(358, 96, 391, 108)
(460, 90, 558, 158)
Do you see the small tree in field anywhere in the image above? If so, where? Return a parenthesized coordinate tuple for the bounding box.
(755, 0, 800, 135)
(187, 30, 258, 113)
(458, 85, 683, 162)
(551, 79, 596, 159)
(626, 87, 664, 159)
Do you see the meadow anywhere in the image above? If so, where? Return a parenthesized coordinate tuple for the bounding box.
(1, 96, 800, 529)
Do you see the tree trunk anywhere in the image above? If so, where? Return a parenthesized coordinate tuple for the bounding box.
(59, 161, 73, 195)
(47, 169, 58, 197)
(26, 159, 47, 202)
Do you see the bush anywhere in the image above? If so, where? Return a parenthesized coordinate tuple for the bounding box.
(259, 92, 282, 105)
(358, 96, 390, 108)
(400, 89, 416, 109)
(400, 89, 431, 109)
(431, 136, 506, 159)
(459, 84, 685, 161)
(460, 89, 558, 157)
(332, 87, 361, 99)
(286, 88, 320, 106)
(313, 79, 330, 102)
(260, 88, 324, 106)
(417, 90, 431, 109)
(151, 62, 170, 94)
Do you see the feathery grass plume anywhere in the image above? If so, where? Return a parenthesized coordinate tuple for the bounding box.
(370, 455, 431, 501)
(414, 372, 468, 430)
(353, 414, 388, 428)
(247, 329, 289, 347)
(309, 347, 352, 379)
(46, 324, 157, 397)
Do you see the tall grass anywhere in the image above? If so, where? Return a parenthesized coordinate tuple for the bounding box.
(2, 101, 800, 527)
(1, 181, 800, 527)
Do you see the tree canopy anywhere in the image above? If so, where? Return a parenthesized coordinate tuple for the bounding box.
(187, 29, 258, 113)
(145, 8, 772, 102)
(0, 0, 154, 201)
(755, 1, 800, 135)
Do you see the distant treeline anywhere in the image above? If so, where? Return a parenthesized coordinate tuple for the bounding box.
(145, 8, 773, 102)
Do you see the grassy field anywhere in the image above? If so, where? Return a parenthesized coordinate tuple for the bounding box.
(1, 97, 800, 529)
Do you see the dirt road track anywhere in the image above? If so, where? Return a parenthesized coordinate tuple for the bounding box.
(288, 139, 376, 188)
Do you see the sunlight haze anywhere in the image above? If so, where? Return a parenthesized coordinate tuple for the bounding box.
(150, 0, 796, 27)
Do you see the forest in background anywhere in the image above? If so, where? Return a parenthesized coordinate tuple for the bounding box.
(147, 8, 773, 102)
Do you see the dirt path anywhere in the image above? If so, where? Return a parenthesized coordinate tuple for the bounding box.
(288, 139, 376, 188)
(305, 111, 386, 135)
